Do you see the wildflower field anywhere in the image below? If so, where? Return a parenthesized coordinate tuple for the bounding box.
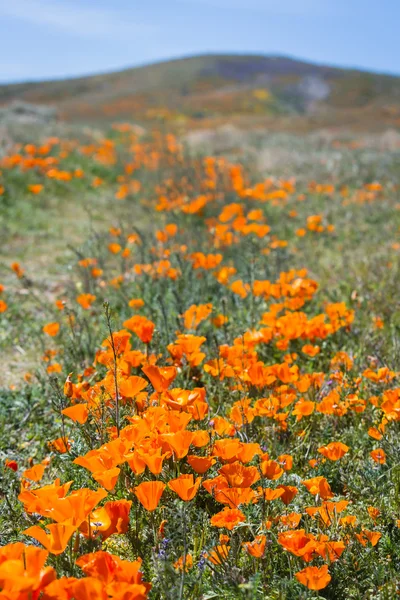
(1, 123, 400, 599)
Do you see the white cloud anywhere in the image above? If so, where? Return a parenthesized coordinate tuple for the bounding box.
(0, 0, 156, 39)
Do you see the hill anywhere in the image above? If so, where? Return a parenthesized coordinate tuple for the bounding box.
(1, 54, 400, 131)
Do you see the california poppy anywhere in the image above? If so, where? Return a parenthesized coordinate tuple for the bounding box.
(210, 507, 245, 530)
(134, 481, 165, 511)
(187, 455, 215, 474)
(318, 441, 349, 461)
(370, 448, 386, 464)
(168, 474, 201, 501)
(43, 322, 60, 337)
(302, 476, 334, 499)
(295, 564, 331, 590)
(242, 535, 266, 558)
(61, 403, 88, 424)
(23, 523, 77, 555)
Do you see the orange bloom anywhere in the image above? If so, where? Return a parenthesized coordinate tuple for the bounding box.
(205, 544, 230, 565)
(81, 499, 132, 540)
(0, 543, 56, 595)
(28, 183, 43, 194)
(187, 455, 215, 474)
(23, 464, 45, 482)
(355, 529, 382, 547)
(278, 529, 317, 562)
(11, 262, 24, 278)
(301, 344, 320, 357)
(124, 315, 155, 343)
(302, 476, 334, 499)
(292, 399, 315, 421)
(168, 474, 202, 501)
(173, 554, 193, 572)
(129, 298, 145, 309)
(61, 403, 88, 424)
(257, 487, 284, 501)
(260, 459, 284, 480)
(370, 448, 386, 464)
(76, 293, 96, 309)
(134, 481, 165, 511)
(277, 485, 298, 505)
(242, 535, 266, 558)
(43, 322, 60, 337)
(210, 507, 245, 530)
(108, 242, 121, 254)
(219, 461, 260, 487)
(23, 523, 77, 555)
(48, 436, 71, 453)
(92, 467, 120, 491)
(182, 303, 213, 330)
(280, 512, 302, 529)
(5, 458, 18, 471)
(295, 565, 331, 590)
(142, 365, 177, 392)
(318, 441, 349, 461)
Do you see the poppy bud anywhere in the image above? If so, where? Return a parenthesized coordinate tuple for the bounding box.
(64, 372, 73, 398)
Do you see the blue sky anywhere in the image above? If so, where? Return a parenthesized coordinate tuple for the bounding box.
(0, 0, 399, 83)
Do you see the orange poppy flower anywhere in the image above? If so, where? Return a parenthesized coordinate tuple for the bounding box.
(301, 344, 320, 357)
(260, 459, 284, 480)
(210, 507, 246, 530)
(92, 467, 120, 491)
(61, 403, 88, 424)
(0, 543, 56, 595)
(173, 554, 193, 572)
(142, 365, 177, 392)
(318, 441, 349, 461)
(280, 512, 302, 529)
(108, 242, 121, 254)
(76, 293, 96, 309)
(11, 262, 24, 278)
(292, 399, 315, 421)
(205, 544, 230, 565)
(302, 476, 334, 499)
(355, 529, 382, 547)
(160, 430, 194, 459)
(48, 436, 71, 453)
(219, 461, 260, 487)
(295, 564, 331, 590)
(23, 523, 77, 555)
(168, 474, 202, 501)
(119, 376, 148, 399)
(129, 298, 145, 309)
(5, 458, 18, 471)
(187, 455, 215, 474)
(214, 486, 256, 508)
(23, 463, 46, 482)
(76, 550, 148, 587)
(370, 448, 386, 464)
(242, 535, 266, 558)
(278, 454, 293, 471)
(277, 485, 298, 505)
(124, 315, 155, 344)
(81, 500, 132, 540)
(43, 322, 60, 337)
(182, 303, 213, 330)
(28, 183, 43, 194)
(134, 481, 165, 511)
(256, 487, 284, 501)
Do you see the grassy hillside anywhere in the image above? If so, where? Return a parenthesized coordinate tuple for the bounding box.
(1, 54, 400, 130)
